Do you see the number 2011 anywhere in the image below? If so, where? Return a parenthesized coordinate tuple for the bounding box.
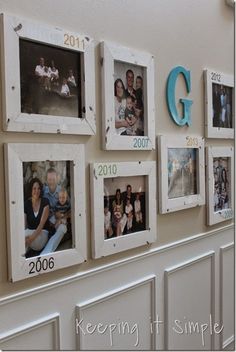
(64, 33, 85, 50)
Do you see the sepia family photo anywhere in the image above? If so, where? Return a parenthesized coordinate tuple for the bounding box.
(212, 83, 233, 129)
(23, 161, 73, 258)
(213, 157, 230, 212)
(20, 39, 81, 118)
(114, 61, 145, 136)
(168, 148, 197, 199)
(103, 176, 146, 239)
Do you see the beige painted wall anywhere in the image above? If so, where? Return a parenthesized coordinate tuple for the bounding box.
(0, 0, 233, 295)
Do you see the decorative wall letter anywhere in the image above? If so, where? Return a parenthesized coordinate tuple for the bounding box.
(166, 66, 193, 126)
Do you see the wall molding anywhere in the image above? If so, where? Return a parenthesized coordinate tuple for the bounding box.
(0, 313, 60, 350)
(76, 275, 156, 350)
(0, 224, 233, 306)
(164, 251, 215, 350)
(219, 243, 234, 350)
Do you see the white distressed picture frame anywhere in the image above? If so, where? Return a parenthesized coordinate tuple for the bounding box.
(204, 69, 234, 139)
(100, 41, 155, 150)
(4, 143, 87, 282)
(90, 161, 157, 258)
(206, 146, 234, 225)
(158, 135, 205, 213)
(0, 13, 96, 135)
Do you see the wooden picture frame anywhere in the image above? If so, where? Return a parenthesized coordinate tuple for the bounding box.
(4, 143, 86, 281)
(100, 41, 155, 150)
(204, 69, 234, 139)
(206, 146, 234, 225)
(0, 13, 96, 135)
(158, 135, 205, 213)
(90, 161, 157, 258)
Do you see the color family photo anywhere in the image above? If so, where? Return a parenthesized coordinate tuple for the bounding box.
(212, 83, 233, 129)
(213, 157, 230, 212)
(104, 176, 146, 239)
(114, 61, 145, 136)
(23, 161, 73, 258)
(20, 39, 81, 118)
(168, 148, 197, 199)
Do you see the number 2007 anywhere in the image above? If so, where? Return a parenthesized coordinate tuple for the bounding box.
(133, 138, 149, 148)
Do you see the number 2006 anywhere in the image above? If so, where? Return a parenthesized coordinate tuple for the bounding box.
(29, 257, 55, 275)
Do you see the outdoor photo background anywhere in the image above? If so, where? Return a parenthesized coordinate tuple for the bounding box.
(168, 148, 197, 199)
(20, 39, 81, 117)
(104, 176, 146, 238)
(23, 160, 72, 257)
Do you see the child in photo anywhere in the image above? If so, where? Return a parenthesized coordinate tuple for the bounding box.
(134, 193, 143, 223)
(67, 69, 77, 88)
(53, 189, 71, 230)
(125, 198, 133, 232)
(125, 95, 137, 135)
(61, 78, 70, 96)
(43, 66, 51, 90)
(104, 201, 113, 239)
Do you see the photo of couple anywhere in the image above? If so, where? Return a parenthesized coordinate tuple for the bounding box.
(104, 176, 146, 239)
(20, 39, 81, 118)
(114, 62, 145, 136)
(23, 161, 72, 258)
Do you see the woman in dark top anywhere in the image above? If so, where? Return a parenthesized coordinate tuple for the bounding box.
(24, 177, 50, 253)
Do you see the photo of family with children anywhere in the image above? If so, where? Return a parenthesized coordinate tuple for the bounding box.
(23, 161, 72, 258)
(20, 39, 81, 118)
(103, 176, 146, 239)
(114, 61, 145, 136)
(212, 83, 233, 129)
(213, 157, 230, 212)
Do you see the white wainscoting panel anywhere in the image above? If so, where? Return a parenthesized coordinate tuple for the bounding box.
(0, 313, 60, 350)
(220, 243, 234, 350)
(76, 276, 156, 350)
(164, 252, 215, 350)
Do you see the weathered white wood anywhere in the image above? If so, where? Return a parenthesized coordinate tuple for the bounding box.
(204, 69, 234, 139)
(1, 13, 96, 135)
(101, 41, 155, 150)
(4, 143, 87, 281)
(158, 135, 205, 214)
(206, 146, 234, 225)
(90, 161, 157, 258)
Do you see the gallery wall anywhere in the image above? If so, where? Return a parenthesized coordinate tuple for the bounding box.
(0, 0, 233, 300)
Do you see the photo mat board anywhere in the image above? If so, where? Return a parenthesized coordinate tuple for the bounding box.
(1, 13, 96, 135)
(206, 146, 234, 225)
(158, 135, 205, 214)
(91, 161, 157, 258)
(4, 143, 86, 282)
(204, 69, 234, 139)
(101, 41, 155, 150)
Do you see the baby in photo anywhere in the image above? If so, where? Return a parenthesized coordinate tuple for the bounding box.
(125, 96, 136, 135)
(53, 189, 71, 229)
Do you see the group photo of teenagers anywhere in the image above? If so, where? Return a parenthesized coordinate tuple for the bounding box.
(212, 83, 233, 129)
(20, 39, 81, 118)
(168, 148, 197, 199)
(114, 61, 145, 136)
(23, 161, 72, 258)
(213, 157, 230, 212)
(104, 177, 146, 239)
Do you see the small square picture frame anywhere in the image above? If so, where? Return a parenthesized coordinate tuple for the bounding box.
(90, 161, 157, 258)
(206, 146, 234, 225)
(204, 69, 234, 139)
(4, 143, 86, 282)
(100, 41, 155, 150)
(158, 135, 205, 213)
(0, 13, 96, 135)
